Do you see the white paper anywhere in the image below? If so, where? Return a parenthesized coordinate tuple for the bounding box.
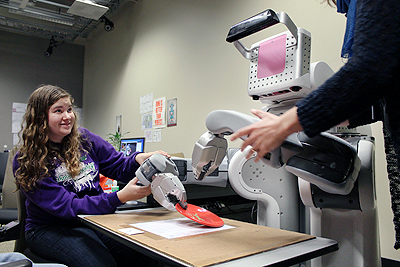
(140, 93, 153, 114)
(13, 133, 20, 146)
(141, 113, 152, 130)
(74, 107, 83, 126)
(12, 102, 27, 113)
(12, 112, 24, 133)
(12, 102, 27, 133)
(145, 130, 152, 142)
(118, 227, 144, 236)
(131, 218, 234, 239)
(152, 129, 161, 142)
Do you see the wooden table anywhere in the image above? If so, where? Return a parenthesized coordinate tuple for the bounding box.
(78, 208, 337, 267)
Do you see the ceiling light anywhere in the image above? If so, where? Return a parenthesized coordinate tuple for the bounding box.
(67, 0, 109, 20)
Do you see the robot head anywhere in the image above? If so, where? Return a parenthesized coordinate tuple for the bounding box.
(227, 9, 333, 114)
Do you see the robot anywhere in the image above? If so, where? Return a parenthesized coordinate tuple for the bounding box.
(191, 9, 381, 267)
(135, 9, 381, 267)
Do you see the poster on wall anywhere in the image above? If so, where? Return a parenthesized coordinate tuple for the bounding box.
(12, 102, 27, 145)
(145, 130, 152, 142)
(75, 108, 83, 126)
(152, 129, 162, 142)
(153, 97, 166, 129)
(141, 113, 152, 130)
(167, 98, 177, 127)
(140, 93, 153, 114)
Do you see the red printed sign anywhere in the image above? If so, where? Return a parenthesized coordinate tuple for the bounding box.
(153, 97, 166, 128)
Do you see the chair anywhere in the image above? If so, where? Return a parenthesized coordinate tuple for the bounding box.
(0, 148, 62, 265)
(0, 148, 18, 225)
(0, 152, 9, 199)
(14, 191, 53, 263)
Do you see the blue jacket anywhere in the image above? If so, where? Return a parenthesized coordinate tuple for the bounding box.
(295, 0, 400, 249)
(296, 0, 400, 137)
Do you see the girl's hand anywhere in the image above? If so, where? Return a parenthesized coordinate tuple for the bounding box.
(116, 177, 151, 203)
(135, 150, 170, 165)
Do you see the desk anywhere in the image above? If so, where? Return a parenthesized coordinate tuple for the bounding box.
(78, 208, 337, 267)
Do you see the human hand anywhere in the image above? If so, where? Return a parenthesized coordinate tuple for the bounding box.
(336, 120, 350, 127)
(135, 150, 170, 165)
(230, 107, 302, 162)
(116, 177, 152, 203)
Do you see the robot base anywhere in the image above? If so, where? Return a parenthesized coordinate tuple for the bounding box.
(228, 137, 381, 267)
(308, 207, 380, 267)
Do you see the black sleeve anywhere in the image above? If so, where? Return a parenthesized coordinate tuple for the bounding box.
(296, 0, 400, 137)
(348, 101, 384, 128)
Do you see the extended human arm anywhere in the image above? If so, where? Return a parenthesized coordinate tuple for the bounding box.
(22, 178, 123, 219)
(296, 0, 400, 137)
(82, 128, 169, 182)
(230, 107, 302, 161)
(194, 108, 359, 195)
(191, 110, 304, 180)
(134, 150, 170, 165)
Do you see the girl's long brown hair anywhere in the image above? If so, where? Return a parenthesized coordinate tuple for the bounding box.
(15, 85, 83, 191)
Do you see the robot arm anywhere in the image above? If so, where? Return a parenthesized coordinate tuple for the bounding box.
(192, 110, 303, 180)
(135, 153, 187, 211)
(192, 110, 361, 195)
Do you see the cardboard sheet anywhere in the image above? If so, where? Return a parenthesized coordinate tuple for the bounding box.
(85, 209, 314, 267)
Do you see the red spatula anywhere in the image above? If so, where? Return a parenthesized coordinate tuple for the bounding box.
(175, 203, 224, 228)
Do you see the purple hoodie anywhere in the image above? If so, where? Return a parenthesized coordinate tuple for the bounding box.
(13, 128, 141, 231)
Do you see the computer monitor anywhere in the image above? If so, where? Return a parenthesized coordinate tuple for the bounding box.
(120, 137, 145, 156)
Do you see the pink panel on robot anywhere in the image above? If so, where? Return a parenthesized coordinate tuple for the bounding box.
(257, 34, 286, 79)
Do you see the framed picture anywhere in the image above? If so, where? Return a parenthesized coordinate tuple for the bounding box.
(167, 98, 177, 127)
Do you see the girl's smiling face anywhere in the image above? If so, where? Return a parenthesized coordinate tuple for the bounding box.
(48, 97, 75, 143)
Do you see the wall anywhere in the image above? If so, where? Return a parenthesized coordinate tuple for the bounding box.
(84, 0, 347, 151)
(0, 30, 84, 150)
(83, 0, 398, 261)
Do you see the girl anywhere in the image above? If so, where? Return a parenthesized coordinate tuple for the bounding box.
(14, 85, 166, 266)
